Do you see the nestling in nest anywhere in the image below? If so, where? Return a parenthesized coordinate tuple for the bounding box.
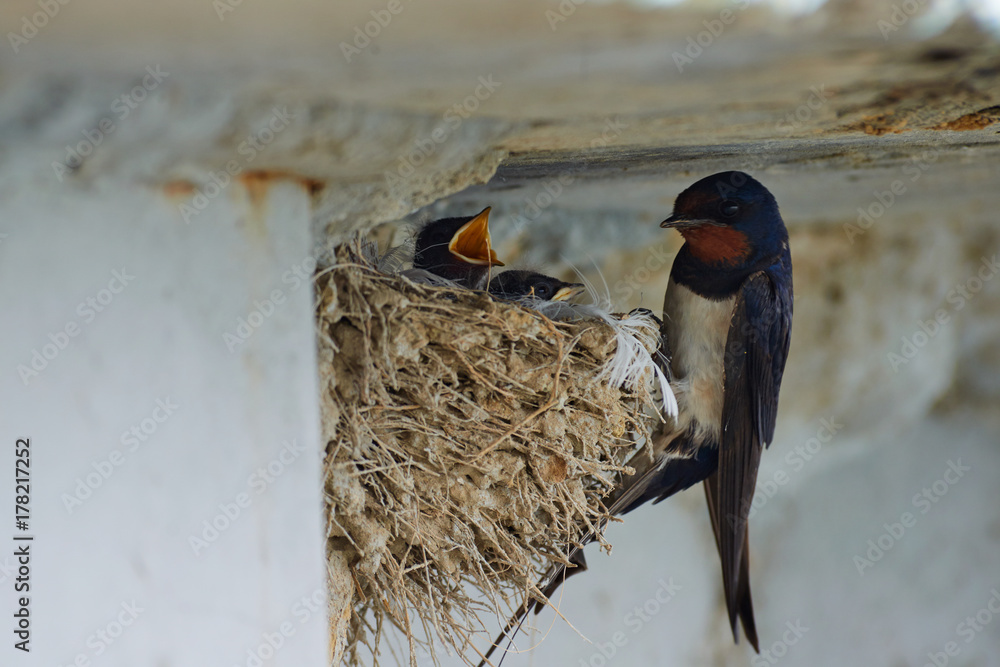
(317, 238, 672, 666)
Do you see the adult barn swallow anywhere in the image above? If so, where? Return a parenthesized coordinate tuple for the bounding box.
(412, 207, 504, 288)
(477, 171, 792, 663)
(487, 270, 585, 302)
(614, 170, 793, 649)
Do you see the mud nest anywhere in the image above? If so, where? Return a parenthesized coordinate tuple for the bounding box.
(318, 241, 661, 666)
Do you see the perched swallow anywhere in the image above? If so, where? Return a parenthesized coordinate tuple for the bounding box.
(613, 170, 793, 649)
(478, 171, 792, 663)
(412, 207, 504, 288)
(487, 270, 585, 303)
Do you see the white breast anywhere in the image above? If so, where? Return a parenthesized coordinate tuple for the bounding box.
(662, 278, 736, 446)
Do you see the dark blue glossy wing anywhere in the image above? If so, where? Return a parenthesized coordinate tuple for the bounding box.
(715, 263, 792, 647)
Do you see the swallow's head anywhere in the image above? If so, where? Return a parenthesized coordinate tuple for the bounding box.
(414, 207, 505, 278)
(661, 171, 786, 268)
(489, 270, 585, 302)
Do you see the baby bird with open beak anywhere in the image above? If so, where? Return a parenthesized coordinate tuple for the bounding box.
(412, 207, 503, 290)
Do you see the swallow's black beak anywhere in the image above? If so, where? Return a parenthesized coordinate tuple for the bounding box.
(660, 215, 718, 229)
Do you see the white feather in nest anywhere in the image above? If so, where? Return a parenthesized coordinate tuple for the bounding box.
(358, 236, 414, 275)
(396, 268, 466, 288)
(523, 260, 678, 420)
(376, 238, 413, 275)
(357, 237, 463, 289)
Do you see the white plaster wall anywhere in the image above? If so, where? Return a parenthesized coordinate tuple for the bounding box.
(0, 180, 327, 666)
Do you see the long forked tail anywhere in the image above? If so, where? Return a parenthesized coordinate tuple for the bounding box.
(476, 431, 697, 665)
(475, 446, 686, 664)
(476, 554, 585, 667)
(703, 470, 759, 651)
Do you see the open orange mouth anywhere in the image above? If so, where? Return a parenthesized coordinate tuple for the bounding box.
(448, 207, 505, 266)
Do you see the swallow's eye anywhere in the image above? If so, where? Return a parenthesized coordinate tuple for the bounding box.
(720, 200, 740, 217)
(534, 283, 552, 298)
